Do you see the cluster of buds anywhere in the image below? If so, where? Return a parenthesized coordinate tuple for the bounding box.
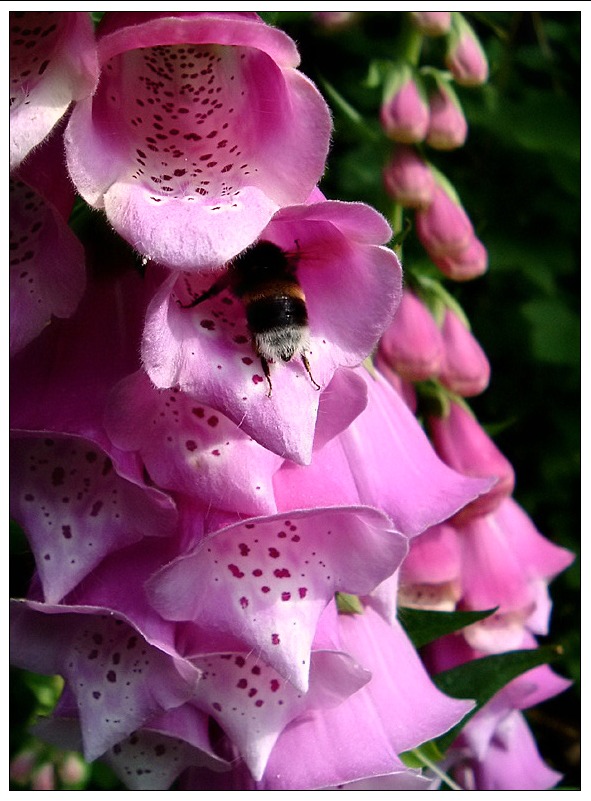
(375, 11, 573, 790)
(8, 11, 528, 792)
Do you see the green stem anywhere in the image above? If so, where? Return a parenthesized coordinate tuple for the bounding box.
(399, 16, 424, 66)
(409, 748, 464, 791)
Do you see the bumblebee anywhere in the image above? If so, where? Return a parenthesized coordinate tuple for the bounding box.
(179, 240, 320, 397)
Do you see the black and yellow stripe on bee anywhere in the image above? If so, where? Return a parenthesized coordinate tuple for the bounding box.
(240, 280, 309, 339)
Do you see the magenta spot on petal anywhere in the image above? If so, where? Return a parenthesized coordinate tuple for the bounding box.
(281, 592, 291, 601)
(252, 375, 264, 385)
(212, 702, 222, 712)
(261, 586, 270, 594)
(239, 596, 249, 608)
(270, 679, 280, 692)
(92, 691, 101, 700)
(85, 451, 98, 463)
(106, 670, 117, 683)
(239, 543, 250, 556)
(235, 656, 246, 667)
(211, 449, 221, 456)
(271, 633, 280, 645)
(90, 500, 103, 517)
(245, 523, 255, 529)
(62, 525, 72, 539)
(242, 356, 253, 365)
(248, 688, 257, 698)
(299, 587, 308, 598)
(228, 564, 245, 578)
(274, 568, 291, 579)
(51, 466, 65, 486)
(255, 699, 264, 707)
(192, 407, 205, 418)
(251, 665, 261, 675)
(234, 335, 248, 344)
(185, 439, 198, 451)
(200, 319, 215, 330)
(237, 678, 247, 689)
(252, 569, 263, 577)
(277, 531, 287, 539)
(268, 547, 280, 559)
(207, 415, 219, 427)
(291, 534, 301, 542)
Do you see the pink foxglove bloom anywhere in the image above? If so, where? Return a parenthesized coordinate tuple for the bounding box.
(427, 399, 515, 520)
(416, 182, 475, 259)
(9, 11, 98, 170)
(438, 306, 491, 397)
(455, 498, 574, 653)
(378, 289, 444, 381)
(434, 234, 489, 281)
(399, 522, 462, 611)
(10, 130, 86, 357)
(409, 11, 452, 37)
(380, 64, 429, 143)
(445, 14, 489, 87)
(426, 80, 468, 150)
(382, 145, 435, 208)
(374, 353, 418, 412)
(64, 11, 332, 271)
(273, 368, 494, 540)
(142, 200, 401, 464)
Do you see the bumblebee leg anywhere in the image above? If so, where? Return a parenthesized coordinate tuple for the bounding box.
(301, 353, 321, 391)
(177, 273, 231, 309)
(259, 356, 273, 397)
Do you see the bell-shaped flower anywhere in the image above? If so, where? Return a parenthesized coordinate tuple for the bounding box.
(142, 200, 401, 464)
(426, 399, 515, 520)
(378, 289, 444, 382)
(147, 504, 408, 693)
(455, 498, 575, 652)
(10, 11, 98, 170)
(273, 368, 494, 539)
(10, 599, 201, 763)
(10, 128, 86, 357)
(433, 234, 489, 281)
(104, 370, 283, 516)
(380, 63, 430, 143)
(426, 78, 468, 151)
(374, 353, 418, 412)
(415, 180, 474, 260)
(445, 13, 489, 87)
(409, 12, 452, 37)
(399, 523, 462, 611)
(9, 432, 177, 604)
(382, 145, 435, 209)
(64, 11, 332, 271)
(438, 306, 491, 397)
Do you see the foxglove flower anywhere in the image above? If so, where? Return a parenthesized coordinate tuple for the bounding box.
(409, 11, 452, 37)
(426, 79, 468, 150)
(433, 234, 489, 281)
(9, 11, 98, 170)
(445, 13, 489, 87)
(378, 289, 444, 381)
(426, 399, 515, 520)
(438, 306, 491, 397)
(273, 368, 494, 539)
(64, 11, 332, 271)
(382, 145, 435, 209)
(10, 129, 86, 357)
(415, 181, 474, 259)
(380, 63, 429, 143)
(142, 200, 401, 464)
(398, 522, 462, 611)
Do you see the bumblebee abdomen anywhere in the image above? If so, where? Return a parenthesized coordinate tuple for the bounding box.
(245, 292, 309, 334)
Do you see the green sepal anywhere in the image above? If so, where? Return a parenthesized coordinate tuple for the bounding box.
(335, 592, 364, 615)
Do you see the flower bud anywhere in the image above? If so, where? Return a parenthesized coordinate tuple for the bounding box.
(409, 11, 452, 37)
(378, 290, 444, 382)
(445, 14, 489, 87)
(10, 749, 37, 784)
(415, 182, 474, 259)
(383, 145, 435, 208)
(438, 307, 490, 397)
(312, 11, 357, 30)
(433, 234, 488, 281)
(380, 63, 429, 143)
(32, 763, 55, 792)
(426, 80, 468, 150)
(427, 400, 515, 520)
(58, 752, 89, 787)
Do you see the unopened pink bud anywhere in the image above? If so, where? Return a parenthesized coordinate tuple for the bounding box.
(380, 66, 430, 144)
(427, 400, 515, 520)
(58, 752, 88, 786)
(415, 183, 474, 259)
(32, 763, 55, 792)
(10, 749, 37, 784)
(383, 145, 435, 208)
(438, 307, 490, 397)
(426, 82, 468, 150)
(313, 11, 357, 30)
(433, 234, 488, 281)
(446, 15, 489, 86)
(409, 11, 452, 37)
(378, 290, 444, 382)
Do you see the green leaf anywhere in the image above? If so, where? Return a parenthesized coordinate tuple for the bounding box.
(433, 645, 562, 751)
(521, 298, 580, 367)
(398, 606, 497, 649)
